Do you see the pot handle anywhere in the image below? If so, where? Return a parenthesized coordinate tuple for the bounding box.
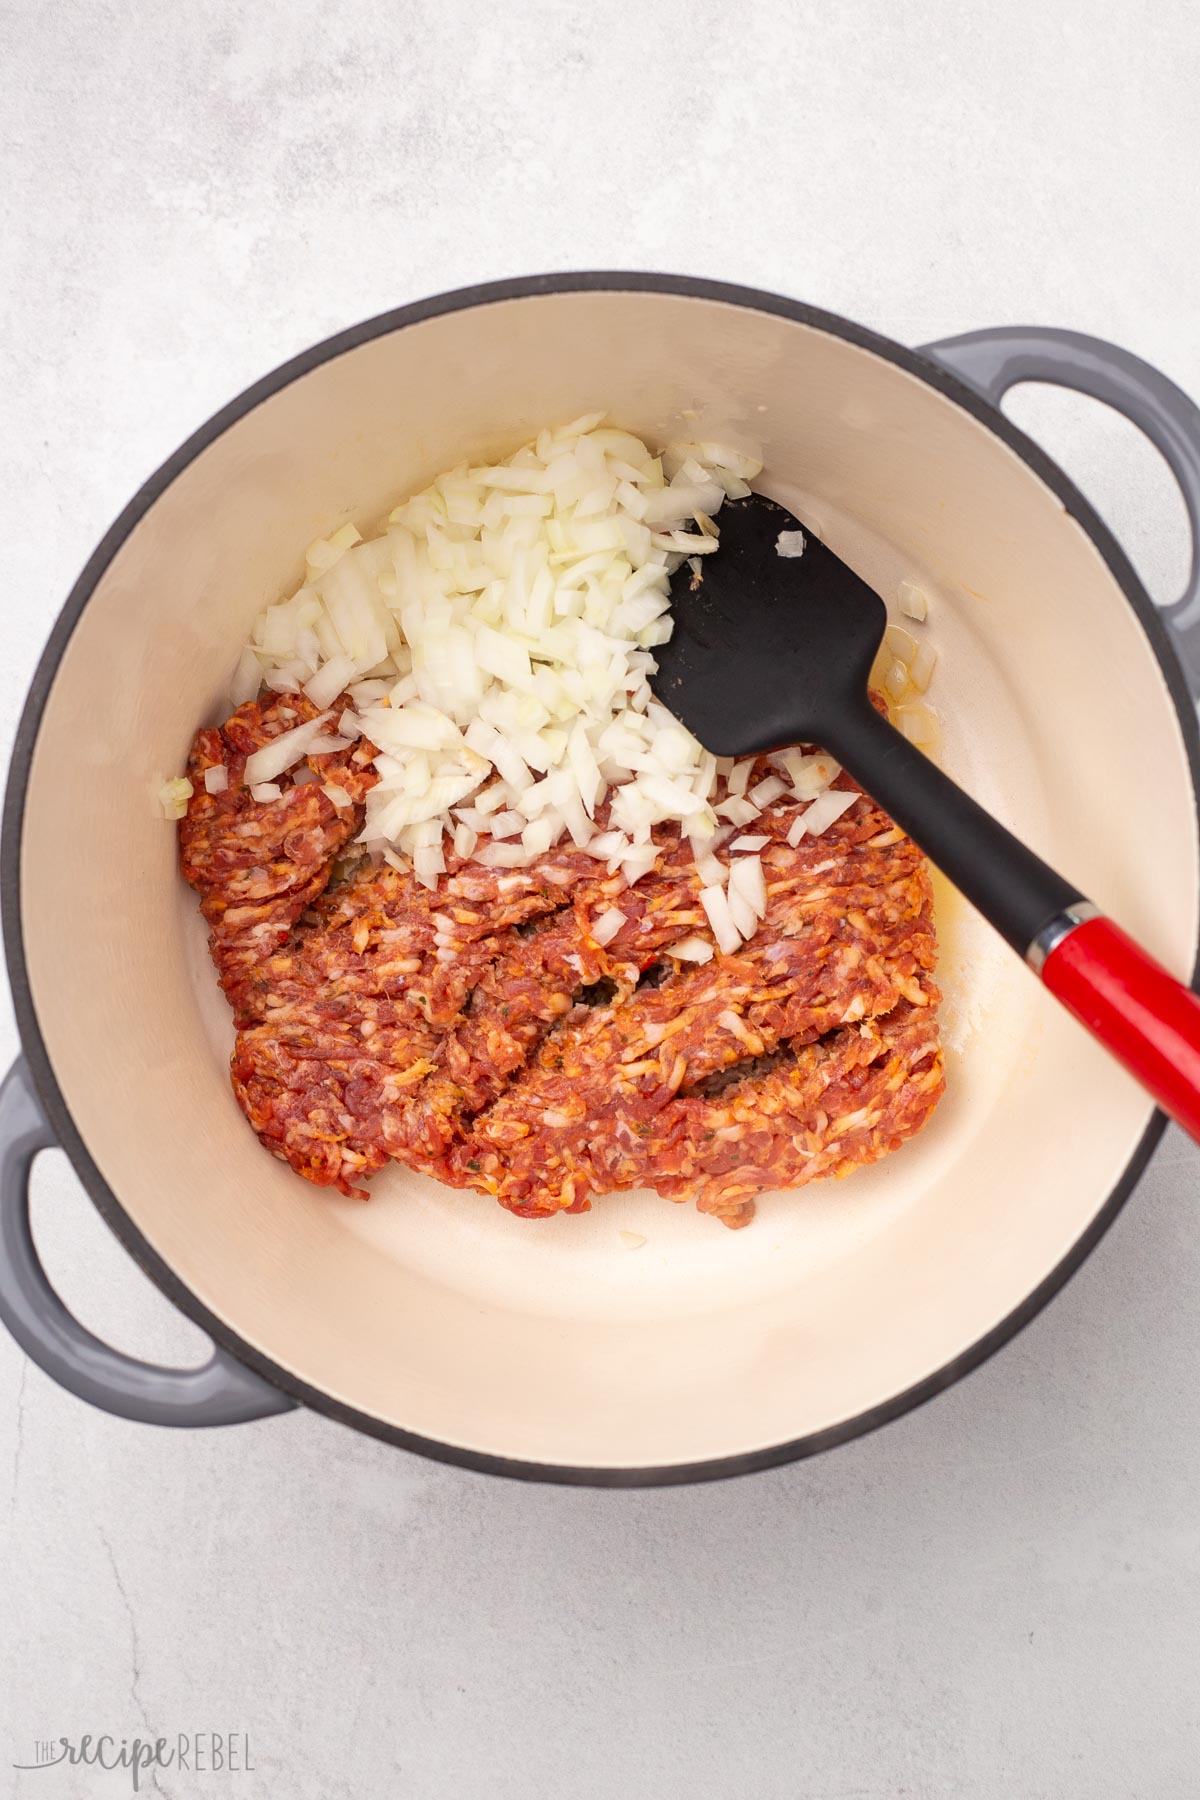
(0, 1059, 296, 1426)
(919, 327, 1200, 695)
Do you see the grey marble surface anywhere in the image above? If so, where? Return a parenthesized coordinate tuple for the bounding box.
(3, 2, 1200, 1794)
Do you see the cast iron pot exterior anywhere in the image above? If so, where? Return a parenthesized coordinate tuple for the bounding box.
(4, 274, 1200, 1485)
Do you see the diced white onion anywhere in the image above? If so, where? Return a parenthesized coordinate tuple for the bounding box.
(783, 752, 840, 800)
(158, 776, 193, 820)
(592, 907, 627, 946)
(789, 788, 860, 842)
(776, 529, 806, 558)
(619, 843, 659, 886)
(898, 580, 929, 621)
(883, 659, 910, 705)
(727, 888, 758, 938)
(910, 641, 938, 692)
(585, 830, 625, 860)
(349, 680, 389, 708)
(476, 841, 533, 867)
(729, 833, 769, 851)
(727, 758, 755, 797)
(236, 419, 770, 922)
(230, 646, 263, 708)
(203, 765, 228, 796)
(251, 782, 283, 802)
(716, 795, 760, 827)
(700, 884, 743, 956)
(884, 624, 919, 666)
(521, 817, 556, 858)
(303, 654, 357, 710)
(894, 700, 942, 752)
(664, 935, 715, 963)
(728, 853, 767, 921)
(243, 712, 335, 787)
(748, 776, 786, 808)
(413, 841, 445, 888)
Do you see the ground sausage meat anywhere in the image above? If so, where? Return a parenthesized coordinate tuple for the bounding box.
(181, 694, 944, 1226)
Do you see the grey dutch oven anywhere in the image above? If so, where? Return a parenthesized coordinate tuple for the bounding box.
(2, 275, 1200, 1485)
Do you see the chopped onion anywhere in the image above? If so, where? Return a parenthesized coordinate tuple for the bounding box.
(158, 776, 193, 820)
(349, 679, 389, 708)
(789, 788, 860, 843)
(619, 843, 659, 886)
(413, 841, 445, 888)
(243, 712, 335, 787)
(728, 853, 767, 921)
(910, 641, 938, 692)
(203, 765, 228, 796)
(729, 833, 769, 851)
(716, 795, 760, 827)
(664, 935, 714, 963)
(882, 659, 910, 705)
(263, 663, 306, 695)
(898, 580, 929, 621)
(477, 841, 531, 868)
(250, 782, 283, 802)
(727, 759, 755, 798)
(237, 419, 767, 916)
(321, 782, 352, 809)
(894, 700, 942, 752)
(473, 784, 509, 816)
(727, 888, 758, 938)
(230, 646, 263, 708)
(748, 776, 786, 808)
(700, 884, 743, 955)
(783, 752, 839, 800)
(305, 521, 361, 575)
(884, 624, 919, 666)
(521, 817, 556, 858)
(303, 654, 357, 710)
(585, 830, 625, 860)
(776, 529, 806, 558)
(694, 849, 727, 888)
(592, 907, 627, 946)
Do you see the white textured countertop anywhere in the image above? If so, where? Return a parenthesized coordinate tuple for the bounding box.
(3, 3, 1199, 1794)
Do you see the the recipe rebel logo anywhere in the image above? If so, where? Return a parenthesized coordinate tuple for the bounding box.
(12, 1732, 255, 1790)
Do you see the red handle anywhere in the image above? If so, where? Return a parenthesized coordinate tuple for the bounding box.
(1041, 916, 1200, 1140)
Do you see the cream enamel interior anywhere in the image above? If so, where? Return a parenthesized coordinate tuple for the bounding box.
(16, 290, 1199, 1470)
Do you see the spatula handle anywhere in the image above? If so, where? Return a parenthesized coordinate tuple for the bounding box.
(824, 699, 1200, 1138)
(1039, 915, 1200, 1138)
(823, 697, 1083, 955)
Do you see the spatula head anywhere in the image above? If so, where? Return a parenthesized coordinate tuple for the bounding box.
(651, 493, 887, 757)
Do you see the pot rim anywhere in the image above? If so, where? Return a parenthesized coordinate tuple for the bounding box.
(3, 270, 1195, 1485)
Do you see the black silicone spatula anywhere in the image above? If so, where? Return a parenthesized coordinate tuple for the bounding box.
(652, 492, 1200, 1140)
